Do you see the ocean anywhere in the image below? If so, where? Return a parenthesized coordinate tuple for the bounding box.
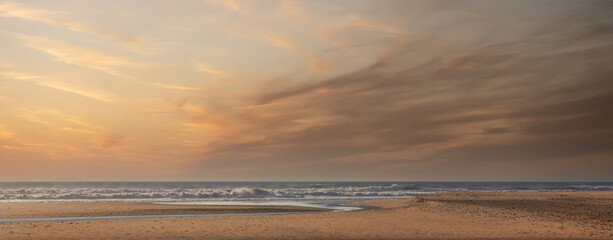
(1, 181, 611, 204)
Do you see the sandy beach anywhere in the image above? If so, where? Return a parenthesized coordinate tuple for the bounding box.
(0, 202, 327, 219)
(1, 191, 612, 239)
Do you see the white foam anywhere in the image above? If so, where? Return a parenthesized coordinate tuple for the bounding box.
(0, 182, 610, 202)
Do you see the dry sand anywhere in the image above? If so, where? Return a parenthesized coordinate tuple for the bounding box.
(1, 191, 612, 239)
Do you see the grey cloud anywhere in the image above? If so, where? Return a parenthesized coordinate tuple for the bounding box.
(483, 127, 514, 134)
(193, 1, 613, 180)
(433, 131, 613, 164)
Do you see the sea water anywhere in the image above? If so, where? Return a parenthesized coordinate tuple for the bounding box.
(0, 181, 611, 222)
(0, 181, 610, 205)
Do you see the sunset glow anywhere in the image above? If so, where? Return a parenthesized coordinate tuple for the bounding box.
(1, 0, 612, 181)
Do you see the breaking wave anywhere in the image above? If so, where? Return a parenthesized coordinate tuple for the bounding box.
(0, 182, 610, 202)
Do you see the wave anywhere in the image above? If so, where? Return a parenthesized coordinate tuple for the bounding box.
(0, 182, 610, 201)
(0, 185, 434, 200)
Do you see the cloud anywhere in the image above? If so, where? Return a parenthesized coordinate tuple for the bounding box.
(16, 109, 54, 126)
(1, 145, 17, 150)
(0, 71, 115, 102)
(280, 0, 312, 23)
(343, 14, 404, 35)
(1, 0, 612, 180)
(307, 54, 326, 73)
(97, 134, 123, 149)
(205, 0, 252, 16)
(37, 81, 115, 102)
(194, 62, 223, 75)
(18, 34, 137, 78)
(0, 125, 13, 138)
(316, 13, 406, 52)
(482, 127, 514, 134)
(17, 35, 194, 92)
(16, 108, 105, 130)
(9, 107, 123, 153)
(188, 1, 613, 180)
(0, 61, 15, 68)
(258, 33, 296, 50)
(0, 2, 152, 54)
(459, 11, 494, 20)
(154, 83, 201, 91)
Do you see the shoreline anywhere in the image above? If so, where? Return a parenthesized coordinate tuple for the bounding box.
(0, 202, 331, 220)
(0, 201, 375, 223)
(1, 191, 612, 239)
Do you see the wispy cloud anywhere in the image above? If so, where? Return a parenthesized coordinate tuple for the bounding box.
(194, 62, 223, 75)
(64, 117, 105, 130)
(16, 109, 54, 126)
(0, 125, 13, 138)
(0, 71, 115, 102)
(0, 2, 153, 54)
(307, 54, 326, 73)
(0, 61, 15, 68)
(205, 0, 252, 16)
(459, 11, 494, 20)
(154, 83, 201, 91)
(17, 35, 135, 78)
(36, 81, 115, 102)
(17, 35, 199, 92)
(259, 33, 295, 50)
(316, 13, 405, 53)
(12, 107, 121, 152)
(345, 12, 407, 37)
(343, 14, 403, 35)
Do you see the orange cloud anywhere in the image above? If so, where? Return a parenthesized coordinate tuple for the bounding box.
(195, 62, 224, 75)
(0, 61, 15, 68)
(308, 54, 327, 73)
(0, 71, 116, 102)
(154, 83, 201, 91)
(37, 81, 116, 102)
(259, 34, 296, 50)
(18, 35, 136, 76)
(344, 14, 403, 35)
(314, 87, 332, 94)
(206, 0, 252, 16)
(0, 2, 153, 54)
(1, 145, 17, 150)
(0, 125, 13, 138)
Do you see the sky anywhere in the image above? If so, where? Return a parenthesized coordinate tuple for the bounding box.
(0, 0, 612, 181)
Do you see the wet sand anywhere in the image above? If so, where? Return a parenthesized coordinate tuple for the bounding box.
(0, 202, 327, 219)
(1, 191, 612, 239)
